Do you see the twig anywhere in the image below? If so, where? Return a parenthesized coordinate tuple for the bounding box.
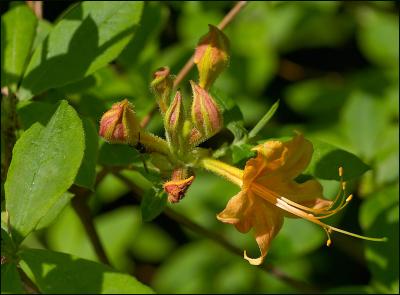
(1, 93, 18, 184)
(112, 171, 319, 293)
(70, 169, 111, 266)
(173, 1, 248, 88)
(140, 104, 159, 128)
(26, 1, 43, 19)
(140, 1, 248, 128)
(18, 267, 41, 294)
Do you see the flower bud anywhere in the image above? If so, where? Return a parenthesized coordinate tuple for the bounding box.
(150, 67, 174, 114)
(163, 167, 195, 203)
(164, 91, 185, 149)
(190, 81, 223, 142)
(99, 99, 140, 144)
(194, 24, 229, 89)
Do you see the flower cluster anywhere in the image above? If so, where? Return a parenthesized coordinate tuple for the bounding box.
(100, 25, 229, 203)
(99, 24, 385, 266)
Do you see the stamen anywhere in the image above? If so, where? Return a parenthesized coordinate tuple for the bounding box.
(339, 166, 343, 177)
(252, 182, 387, 243)
(346, 194, 353, 202)
(324, 227, 332, 246)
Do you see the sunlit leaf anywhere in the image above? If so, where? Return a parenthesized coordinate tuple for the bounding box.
(20, 249, 154, 294)
(1, 3, 37, 92)
(5, 101, 84, 244)
(359, 185, 399, 292)
(17, 1, 144, 100)
(305, 139, 370, 181)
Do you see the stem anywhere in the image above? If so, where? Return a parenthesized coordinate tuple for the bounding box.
(135, 132, 171, 157)
(112, 171, 318, 293)
(18, 267, 41, 294)
(70, 170, 111, 266)
(173, 1, 248, 88)
(140, 1, 248, 128)
(1, 93, 18, 184)
(26, 1, 43, 19)
(139, 105, 158, 128)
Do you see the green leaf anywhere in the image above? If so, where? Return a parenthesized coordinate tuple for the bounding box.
(140, 187, 167, 222)
(212, 89, 244, 127)
(270, 218, 325, 259)
(305, 139, 370, 181)
(357, 8, 399, 68)
(17, 1, 144, 100)
(359, 185, 399, 292)
(47, 206, 142, 271)
(98, 141, 141, 166)
(74, 118, 98, 190)
(285, 77, 348, 120)
(248, 100, 279, 139)
(129, 223, 176, 263)
(20, 249, 154, 294)
(231, 143, 255, 165)
(341, 91, 387, 161)
(212, 90, 248, 145)
(227, 121, 248, 144)
(31, 19, 52, 51)
(1, 263, 24, 294)
(118, 2, 169, 67)
(177, 2, 222, 47)
(36, 192, 74, 230)
(5, 100, 84, 244)
(1, 3, 37, 91)
(17, 101, 58, 130)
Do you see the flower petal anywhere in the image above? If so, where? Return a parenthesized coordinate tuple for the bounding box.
(264, 178, 324, 203)
(217, 191, 252, 233)
(244, 191, 284, 265)
(252, 133, 313, 180)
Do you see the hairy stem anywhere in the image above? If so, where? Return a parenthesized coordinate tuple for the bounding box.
(112, 170, 319, 293)
(140, 1, 248, 128)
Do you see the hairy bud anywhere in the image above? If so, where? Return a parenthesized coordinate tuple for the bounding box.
(99, 99, 140, 144)
(190, 81, 223, 143)
(194, 24, 229, 89)
(164, 91, 185, 150)
(150, 67, 174, 114)
(163, 167, 195, 203)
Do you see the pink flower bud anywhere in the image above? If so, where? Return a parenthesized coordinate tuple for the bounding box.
(99, 99, 140, 144)
(163, 167, 195, 203)
(164, 91, 185, 149)
(190, 81, 223, 142)
(150, 66, 174, 114)
(194, 24, 229, 89)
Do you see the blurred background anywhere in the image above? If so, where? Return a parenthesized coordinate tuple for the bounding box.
(4, 1, 398, 293)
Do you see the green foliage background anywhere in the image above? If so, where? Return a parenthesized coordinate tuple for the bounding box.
(1, 1, 398, 294)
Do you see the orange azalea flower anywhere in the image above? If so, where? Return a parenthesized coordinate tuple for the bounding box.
(201, 133, 385, 265)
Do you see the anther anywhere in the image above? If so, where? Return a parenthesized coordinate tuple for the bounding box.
(342, 182, 346, 191)
(326, 239, 332, 247)
(339, 167, 343, 177)
(346, 194, 353, 202)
